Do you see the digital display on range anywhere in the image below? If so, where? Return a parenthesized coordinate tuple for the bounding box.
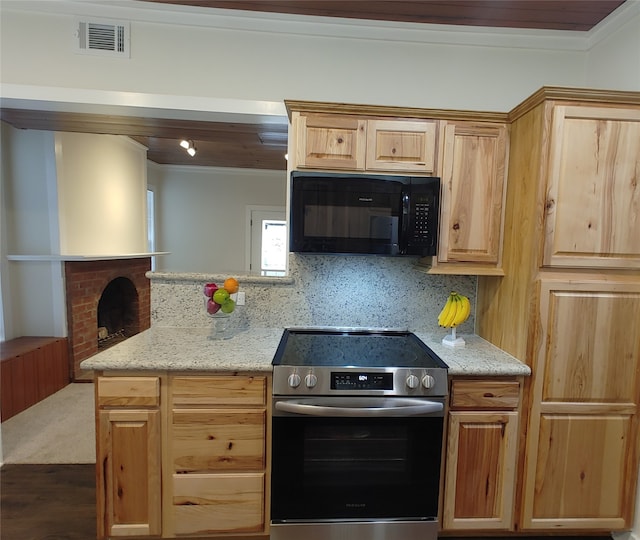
(331, 372, 393, 390)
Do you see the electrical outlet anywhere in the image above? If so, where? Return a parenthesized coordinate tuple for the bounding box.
(236, 291, 246, 306)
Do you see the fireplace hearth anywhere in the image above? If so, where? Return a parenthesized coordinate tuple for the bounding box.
(64, 258, 151, 380)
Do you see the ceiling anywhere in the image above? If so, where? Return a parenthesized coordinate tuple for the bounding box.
(0, 1, 626, 170)
(0, 109, 289, 170)
(141, 0, 626, 32)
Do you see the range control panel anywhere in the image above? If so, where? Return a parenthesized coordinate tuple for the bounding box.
(272, 366, 446, 397)
(331, 372, 393, 391)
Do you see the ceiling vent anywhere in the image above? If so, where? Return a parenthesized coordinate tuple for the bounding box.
(75, 19, 130, 57)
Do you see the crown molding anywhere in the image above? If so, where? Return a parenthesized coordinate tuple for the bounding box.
(1, 0, 597, 51)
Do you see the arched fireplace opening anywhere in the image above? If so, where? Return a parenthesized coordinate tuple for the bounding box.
(64, 258, 151, 380)
(97, 277, 139, 350)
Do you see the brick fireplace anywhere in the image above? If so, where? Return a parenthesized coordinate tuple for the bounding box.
(64, 257, 151, 380)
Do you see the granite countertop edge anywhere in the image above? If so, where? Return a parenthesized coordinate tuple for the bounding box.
(81, 326, 530, 377)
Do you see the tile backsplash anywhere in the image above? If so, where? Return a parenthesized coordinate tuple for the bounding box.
(150, 254, 476, 335)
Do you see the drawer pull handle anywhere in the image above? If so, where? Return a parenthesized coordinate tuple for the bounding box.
(484, 393, 495, 398)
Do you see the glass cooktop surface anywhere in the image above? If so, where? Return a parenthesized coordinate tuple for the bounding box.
(272, 328, 447, 369)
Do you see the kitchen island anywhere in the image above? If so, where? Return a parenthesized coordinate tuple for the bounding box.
(82, 325, 530, 540)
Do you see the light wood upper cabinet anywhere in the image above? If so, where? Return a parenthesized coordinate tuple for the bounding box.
(96, 377, 162, 539)
(365, 119, 437, 173)
(292, 112, 367, 170)
(291, 112, 438, 173)
(436, 121, 508, 268)
(442, 379, 520, 531)
(543, 106, 640, 269)
(521, 277, 640, 530)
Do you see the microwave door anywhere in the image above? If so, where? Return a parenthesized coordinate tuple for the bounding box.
(370, 215, 399, 251)
(290, 173, 409, 254)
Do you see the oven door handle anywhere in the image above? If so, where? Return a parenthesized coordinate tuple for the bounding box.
(274, 398, 443, 417)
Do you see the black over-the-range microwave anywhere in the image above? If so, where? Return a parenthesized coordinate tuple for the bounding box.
(290, 171, 440, 256)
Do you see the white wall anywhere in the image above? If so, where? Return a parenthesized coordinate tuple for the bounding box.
(2, 127, 58, 255)
(55, 132, 148, 255)
(1, 123, 64, 338)
(152, 165, 286, 273)
(586, 2, 640, 90)
(1, 0, 637, 116)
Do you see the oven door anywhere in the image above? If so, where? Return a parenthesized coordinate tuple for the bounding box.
(271, 397, 445, 522)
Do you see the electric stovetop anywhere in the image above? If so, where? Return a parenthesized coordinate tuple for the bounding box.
(271, 328, 448, 397)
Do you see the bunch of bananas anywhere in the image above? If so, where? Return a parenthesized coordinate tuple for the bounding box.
(437, 292, 471, 328)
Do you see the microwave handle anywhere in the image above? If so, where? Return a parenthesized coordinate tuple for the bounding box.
(400, 190, 411, 248)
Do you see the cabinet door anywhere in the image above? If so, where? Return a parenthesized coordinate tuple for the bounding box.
(438, 121, 508, 266)
(521, 278, 640, 530)
(524, 413, 632, 530)
(293, 112, 366, 170)
(543, 106, 640, 269)
(443, 411, 518, 530)
(365, 119, 437, 172)
(97, 409, 161, 538)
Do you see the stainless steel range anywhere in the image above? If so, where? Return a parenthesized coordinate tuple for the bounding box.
(270, 327, 448, 540)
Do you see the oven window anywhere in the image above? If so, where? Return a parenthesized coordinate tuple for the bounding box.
(271, 415, 443, 521)
(304, 423, 409, 486)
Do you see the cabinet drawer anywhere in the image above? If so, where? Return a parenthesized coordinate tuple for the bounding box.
(97, 376, 160, 407)
(450, 380, 520, 409)
(172, 409, 266, 472)
(172, 473, 265, 534)
(172, 375, 267, 407)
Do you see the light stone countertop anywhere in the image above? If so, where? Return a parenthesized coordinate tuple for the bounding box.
(81, 325, 530, 377)
(414, 331, 530, 376)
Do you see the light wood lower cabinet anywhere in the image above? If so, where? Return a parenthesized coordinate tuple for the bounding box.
(520, 277, 640, 530)
(96, 372, 269, 539)
(96, 377, 162, 539)
(442, 379, 520, 531)
(167, 375, 269, 536)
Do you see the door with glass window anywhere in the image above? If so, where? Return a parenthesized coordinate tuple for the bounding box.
(249, 208, 286, 276)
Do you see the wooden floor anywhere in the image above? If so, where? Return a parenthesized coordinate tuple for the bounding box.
(0, 464, 615, 539)
(0, 464, 96, 540)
